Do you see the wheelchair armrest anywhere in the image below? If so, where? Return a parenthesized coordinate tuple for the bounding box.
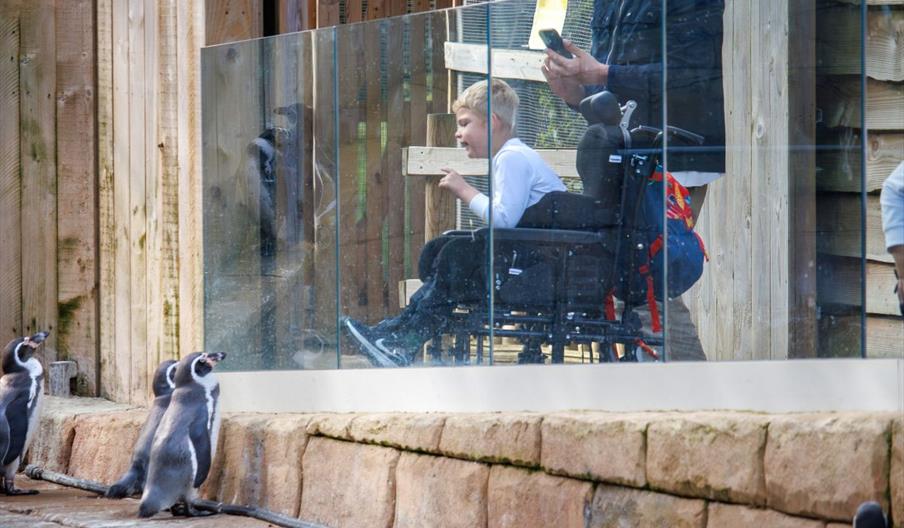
(440, 230, 476, 237)
(474, 227, 607, 245)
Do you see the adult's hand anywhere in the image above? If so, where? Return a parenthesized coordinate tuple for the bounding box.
(541, 40, 608, 106)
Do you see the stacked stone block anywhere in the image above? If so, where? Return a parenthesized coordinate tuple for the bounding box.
(27, 397, 903, 528)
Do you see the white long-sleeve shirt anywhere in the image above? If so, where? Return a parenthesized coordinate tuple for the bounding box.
(467, 138, 566, 228)
(881, 161, 904, 250)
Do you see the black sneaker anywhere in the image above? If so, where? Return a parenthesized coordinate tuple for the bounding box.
(343, 318, 410, 367)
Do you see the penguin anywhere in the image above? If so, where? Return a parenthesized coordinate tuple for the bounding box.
(105, 358, 178, 498)
(138, 351, 226, 518)
(0, 331, 50, 495)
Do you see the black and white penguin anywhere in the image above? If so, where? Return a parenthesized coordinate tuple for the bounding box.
(138, 351, 226, 518)
(0, 331, 50, 495)
(106, 358, 178, 498)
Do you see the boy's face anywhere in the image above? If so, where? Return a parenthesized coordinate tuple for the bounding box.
(455, 108, 490, 159)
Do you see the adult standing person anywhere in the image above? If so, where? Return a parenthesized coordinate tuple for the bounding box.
(880, 161, 904, 316)
(541, 0, 726, 361)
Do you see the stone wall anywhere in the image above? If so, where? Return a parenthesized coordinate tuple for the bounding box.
(27, 398, 903, 528)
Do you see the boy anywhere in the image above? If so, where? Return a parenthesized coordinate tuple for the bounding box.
(345, 79, 565, 367)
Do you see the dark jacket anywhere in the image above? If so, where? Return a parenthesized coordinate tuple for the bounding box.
(590, 0, 726, 173)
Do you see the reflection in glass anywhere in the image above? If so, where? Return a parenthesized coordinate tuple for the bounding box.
(200, 0, 887, 371)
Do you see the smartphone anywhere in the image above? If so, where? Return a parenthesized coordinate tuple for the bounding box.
(539, 28, 573, 59)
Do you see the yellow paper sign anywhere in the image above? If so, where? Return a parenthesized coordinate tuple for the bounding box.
(528, 0, 568, 50)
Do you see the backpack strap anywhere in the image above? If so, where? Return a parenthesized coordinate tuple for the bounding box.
(637, 263, 662, 333)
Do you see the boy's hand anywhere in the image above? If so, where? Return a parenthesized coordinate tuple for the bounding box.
(439, 168, 480, 203)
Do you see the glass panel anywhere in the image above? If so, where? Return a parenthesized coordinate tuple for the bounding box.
(663, 0, 879, 361)
(201, 0, 888, 371)
(203, 29, 340, 371)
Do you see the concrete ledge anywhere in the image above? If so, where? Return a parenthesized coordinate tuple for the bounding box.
(216, 358, 904, 414)
(26, 398, 904, 528)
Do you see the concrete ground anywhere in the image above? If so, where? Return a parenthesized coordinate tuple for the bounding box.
(0, 478, 275, 527)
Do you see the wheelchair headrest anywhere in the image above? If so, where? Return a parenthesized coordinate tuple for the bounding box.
(579, 91, 621, 126)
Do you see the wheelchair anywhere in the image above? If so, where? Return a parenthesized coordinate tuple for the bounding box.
(417, 91, 704, 365)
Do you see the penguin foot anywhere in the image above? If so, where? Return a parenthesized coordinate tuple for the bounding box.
(170, 502, 215, 517)
(2, 486, 39, 496)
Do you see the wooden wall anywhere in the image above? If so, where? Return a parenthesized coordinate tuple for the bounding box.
(683, 0, 818, 361)
(0, 0, 98, 393)
(813, 0, 904, 357)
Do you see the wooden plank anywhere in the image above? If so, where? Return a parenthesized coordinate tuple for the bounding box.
(316, 0, 340, 28)
(431, 10, 451, 114)
(55, 0, 98, 394)
(364, 20, 385, 322)
(335, 23, 367, 322)
(97, 0, 119, 400)
(865, 315, 904, 358)
(111, 0, 133, 403)
(385, 17, 406, 310)
(750, 0, 790, 359)
(838, 0, 904, 5)
(365, 0, 386, 20)
(127, 0, 149, 404)
(818, 76, 904, 130)
(298, 31, 315, 343)
(177, 0, 205, 356)
(404, 146, 579, 179)
(818, 255, 901, 316)
(311, 28, 338, 334)
(819, 313, 903, 359)
(443, 42, 546, 82)
(156, 0, 181, 365)
(424, 115, 457, 241)
(817, 193, 893, 263)
(817, 130, 903, 193)
(19, 0, 57, 355)
(0, 12, 21, 343)
(205, 0, 263, 46)
(788, 0, 817, 358)
(817, 4, 904, 81)
(278, 0, 315, 33)
(407, 13, 427, 277)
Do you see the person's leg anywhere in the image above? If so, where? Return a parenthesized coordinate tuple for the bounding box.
(665, 296, 706, 361)
(631, 297, 706, 361)
(689, 184, 708, 224)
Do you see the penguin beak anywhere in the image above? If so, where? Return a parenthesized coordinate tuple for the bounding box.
(203, 352, 226, 366)
(26, 331, 50, 349)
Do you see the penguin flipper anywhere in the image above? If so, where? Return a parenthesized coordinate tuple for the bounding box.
(0, 408, 9, 465)
(1, 393, 27, 466)
(188, 416, 212, 488)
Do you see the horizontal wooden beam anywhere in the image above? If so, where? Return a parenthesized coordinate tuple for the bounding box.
(816, 131, 903, 193)
(818, 76, 904, 130)
(818, 255, 900, 316)
(816, 193, 892, 263)
(817, 5, 904, 81)
(444, 42, 546, 82)
(403, 146, 578, 178)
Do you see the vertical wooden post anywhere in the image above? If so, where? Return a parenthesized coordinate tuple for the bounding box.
(424, 113, 457, 241)
(0, 8, 22, 344)
(787, 0, 816, 357)
(19, 0, 57, 357)
(55, 0, 98, 394)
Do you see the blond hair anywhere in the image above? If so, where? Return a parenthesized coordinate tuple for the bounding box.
(452, 79, 519, 130)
